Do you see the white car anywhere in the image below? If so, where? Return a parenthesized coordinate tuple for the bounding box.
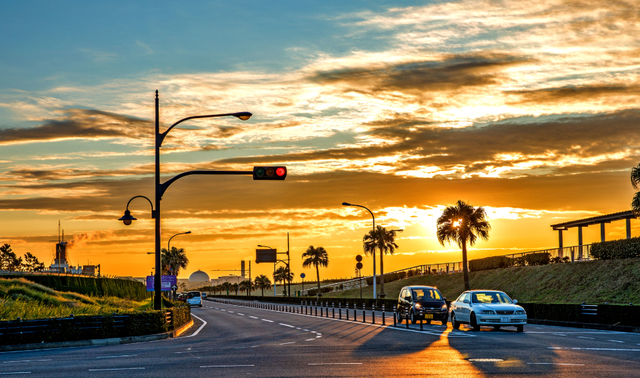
(186, 291, 202, 307)
(450, 290, 527, 332)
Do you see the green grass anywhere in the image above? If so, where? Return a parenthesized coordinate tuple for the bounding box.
(321, 257, 640, 304)
(0, 278, 153, 321)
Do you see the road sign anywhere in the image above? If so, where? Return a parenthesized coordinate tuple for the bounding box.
(172, 285, 178, 291)
(300, 273, 305, 278)
(146, 275, 177, 292)
(256, 248, 277, 263)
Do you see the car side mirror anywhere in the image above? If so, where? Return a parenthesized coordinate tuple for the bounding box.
(405, 296, 411, 301)
(463, 299, 470, 304)
(513, 299, 518, 304)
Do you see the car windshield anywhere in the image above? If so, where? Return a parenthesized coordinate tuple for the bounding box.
(187, 292, 200, 298)
(412, 288, 442, 300)
(471, 291, 512, 304)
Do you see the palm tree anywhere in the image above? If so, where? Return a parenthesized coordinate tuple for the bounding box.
(363, 226, 398, 297)
(161, 246, 189, 276)
(239, 280, 253, 296)
(631, 163, 640, 214)
(221, 281, 232, 295)
(302, 245, 329, 299)
(254, 275, 272, 296)
(437, 200, 490, 291)
(231, 283, 239, 295)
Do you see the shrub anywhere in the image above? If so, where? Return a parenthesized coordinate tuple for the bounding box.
(591, 237, 640, 260)
(524, 252, 551, 266)
(469, 256, 513, 272)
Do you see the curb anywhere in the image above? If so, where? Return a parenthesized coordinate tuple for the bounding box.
(0, 318, 195, 352)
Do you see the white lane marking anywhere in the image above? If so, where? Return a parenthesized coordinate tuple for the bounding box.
(221, 309, 226, 312)
(608, 340, 624, 343)
(303, 329, 309, 332)
(238, 313, 245, 316)
(305, 338, 316, 341)
(308, 363, 363, 365)
(0, 373, 31, 375)
(249, 316, 258, 319)
(279, 323, 295, 328)
(228, 311, 234, 313)
(553, 333, 567, 337)
(186, 313, 207, 338)
(3, 360, 51, 364)
(95, 355, 137, 359)
(262, 319, 274, 323)
(279, 342, 296, 345)
(577, 336, 595, 340)
(528, 363, 584, 366)
(469, 359, 504, 362)
(200, 365, 254, 368)
(89, 367, 145, 371)
(296, 327, 301, 330)
(549, 347, 640, 351)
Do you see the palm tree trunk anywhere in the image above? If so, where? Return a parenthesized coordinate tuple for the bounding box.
(316, 264, 321, 300)
(379, 246, 384, 297)
(462, 241, 470, 291)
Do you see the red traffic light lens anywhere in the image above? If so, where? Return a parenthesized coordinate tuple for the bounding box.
(276, 167, 286, 176)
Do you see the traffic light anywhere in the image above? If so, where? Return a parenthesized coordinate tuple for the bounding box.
(253, 166, 287, 180)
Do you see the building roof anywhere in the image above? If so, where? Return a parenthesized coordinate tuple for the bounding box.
(551, 210, 636, 230)
(188, 270, 210, 282)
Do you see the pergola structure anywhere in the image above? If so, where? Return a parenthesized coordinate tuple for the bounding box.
(550, 210, 636, 256)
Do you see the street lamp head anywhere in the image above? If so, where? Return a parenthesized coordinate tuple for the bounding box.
(233, 112, 252, 121)
(185, 231, 192, 234)
(342, 202, 351, 206)
(118, 210, 137, 226)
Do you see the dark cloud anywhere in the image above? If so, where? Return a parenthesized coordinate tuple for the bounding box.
(506, 85, 640, 105)
(308, 53, 533, 97)
(0, 109, 151, 145)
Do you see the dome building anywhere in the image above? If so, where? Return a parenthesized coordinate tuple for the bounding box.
(189, 270, 210, 283)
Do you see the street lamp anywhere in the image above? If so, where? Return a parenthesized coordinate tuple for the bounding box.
(168, 231, 191, 253)
(120, 91, 252, 310)
(342, 202, 376, 298)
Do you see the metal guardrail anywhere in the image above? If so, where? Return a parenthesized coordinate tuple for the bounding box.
(581, 304, 598, 316)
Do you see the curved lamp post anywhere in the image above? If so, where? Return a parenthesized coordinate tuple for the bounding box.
(342, 202, 376, 298)
(119, 91, 252, 310)
(168, 231, 191, 253)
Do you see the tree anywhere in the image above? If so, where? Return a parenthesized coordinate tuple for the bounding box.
(631, 163, 640, 214)
(239, 280, 253, 296)
(221, 282, 232, 295)
(161, 246, 189, 276)
(437, 200, 490, 291)
(22, 252, 45, 272)
(0, 244, 22, 271)
(231, 283, 239, 295)
(302, 245, 329, 299)
(254, 275, 272, 296)
(363, 226, 398, 297)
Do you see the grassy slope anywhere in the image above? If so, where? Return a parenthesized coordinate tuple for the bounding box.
(0, 278, 153, 321)
(322, 258, 640, 304)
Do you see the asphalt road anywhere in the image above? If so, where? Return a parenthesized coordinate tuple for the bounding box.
(2, 299, 640, 377)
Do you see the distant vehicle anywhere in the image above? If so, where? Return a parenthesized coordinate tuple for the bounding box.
(186, 291, 202, 307)
(450, 290, 527, 332)
(397, 285, 448, 325)
(201, 292, 207, 299)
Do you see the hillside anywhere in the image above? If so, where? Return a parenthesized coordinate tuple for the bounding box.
(322, 257, 640, 304)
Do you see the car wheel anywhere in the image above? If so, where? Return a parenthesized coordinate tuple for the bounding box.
(410, 311, 417, 324)
(517, 325, 524, 332)
(397, 311, 403, 323)
(493, 325, 501, 330)
(470, 313, 480, 331)
(199, 304, 203, 307)
(451, 313, 460, 329)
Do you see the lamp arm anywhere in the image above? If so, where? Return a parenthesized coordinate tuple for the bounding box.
(159, 112, 252, 146)
(126, 195, 156, 218)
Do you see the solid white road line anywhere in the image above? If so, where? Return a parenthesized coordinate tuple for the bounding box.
(200, 365, 254, 368)
(527, 363, 584, 366)
(95, 355, 137, 359)
(89, 367, 145, 371)
(549, 347, 640, 351)
(468, 359, 504, 362)
(186, 313, 207, 338)
(0, 373, 31, 375)
(3, 360, 51, 364)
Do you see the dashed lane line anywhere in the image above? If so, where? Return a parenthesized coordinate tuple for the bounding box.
(549, 347, 640, 351)
(95, 355, 137, 359)
(527, 363, 584, 366)
(577, 336, 595, 340)
(279, 323, 295, 328)
(608, 340, 625, 343)
(262, 319, 274, 323)
(89, 367, 145, 371)
(200, 365, 254, 368)
(279, 342, 296, 345)
(0, 372, 31, 375)
(249, 316, 258, 319)
(3, 360, 51, 364)
(308, 363, 363, 365)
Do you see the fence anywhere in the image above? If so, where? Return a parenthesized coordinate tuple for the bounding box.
(300, 243, 593, 296)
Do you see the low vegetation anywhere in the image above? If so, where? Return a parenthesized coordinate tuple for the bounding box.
(0, 278, 155, 321)
(322, 257, 640, 305)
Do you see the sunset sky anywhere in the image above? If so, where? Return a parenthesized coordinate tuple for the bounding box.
(1, 0, 639, 282)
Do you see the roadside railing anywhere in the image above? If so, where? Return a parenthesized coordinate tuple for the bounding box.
(301, 243, 593, 296)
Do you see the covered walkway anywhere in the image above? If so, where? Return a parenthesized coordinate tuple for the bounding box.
(550, 210, 636, 258)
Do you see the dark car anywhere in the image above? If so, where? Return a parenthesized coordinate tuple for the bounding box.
(397, 285, 448, 325)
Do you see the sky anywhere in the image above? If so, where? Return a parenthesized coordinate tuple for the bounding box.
(1, 0, 639, 282)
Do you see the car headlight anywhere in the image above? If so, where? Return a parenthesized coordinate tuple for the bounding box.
(441, 304, 448, 311)
(480, 310, 496, 314)
(515, 310, 526, 315)
(414, 303, 422, 309)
